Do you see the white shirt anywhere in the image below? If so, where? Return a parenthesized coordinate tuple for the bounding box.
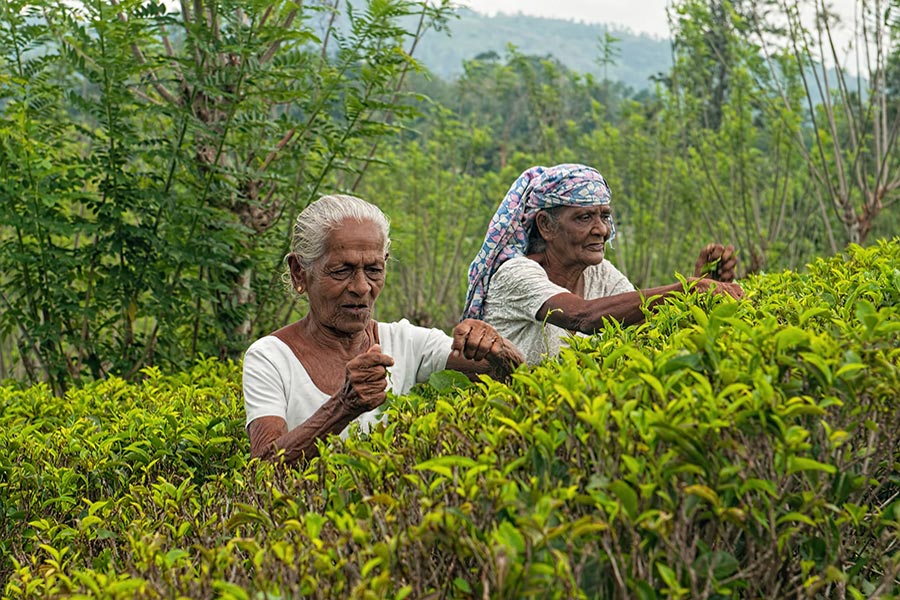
(242, 319, 451, 435)
(483, 257, 635, 365)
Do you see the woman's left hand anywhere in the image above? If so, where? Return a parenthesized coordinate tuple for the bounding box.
(452, 319, 503, 361)
(451, 319, 524, 377)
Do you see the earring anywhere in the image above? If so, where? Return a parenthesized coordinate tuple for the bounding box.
(296, 286, 304, 294)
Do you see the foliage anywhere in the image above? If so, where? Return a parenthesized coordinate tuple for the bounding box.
(2, 239, 899, 598)
(0, 0, 451, 390)
(5, 0, 900, 387)
(747, 0, 900, 246)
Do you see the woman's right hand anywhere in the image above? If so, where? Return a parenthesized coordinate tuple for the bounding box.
(694, 243, 738, 282)
(339, 344, 395, 414)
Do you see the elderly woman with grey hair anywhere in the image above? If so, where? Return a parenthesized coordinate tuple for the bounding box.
(243, 194, 524, 464)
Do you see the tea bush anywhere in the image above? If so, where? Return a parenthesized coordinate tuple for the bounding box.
(2, 240, 899, 599)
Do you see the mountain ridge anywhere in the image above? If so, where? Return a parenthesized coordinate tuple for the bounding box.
(413, 8, 673, 91)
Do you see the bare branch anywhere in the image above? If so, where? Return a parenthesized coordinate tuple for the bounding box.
(260, 9, 297, 64)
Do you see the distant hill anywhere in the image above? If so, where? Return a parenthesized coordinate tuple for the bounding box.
(413, 9, 673, 91)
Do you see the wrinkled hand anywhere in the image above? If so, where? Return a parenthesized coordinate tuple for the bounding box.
(688, 277, 746, 300)
(452, 319, 524, 376)
(694, 243, 738, 282)
(339, 344, 395, 415)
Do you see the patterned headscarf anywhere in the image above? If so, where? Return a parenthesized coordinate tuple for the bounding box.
(461, 163, 614, 320)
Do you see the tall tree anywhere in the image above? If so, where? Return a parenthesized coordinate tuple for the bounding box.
(751, 0, 900, 245)
(0, 0, 451, 390)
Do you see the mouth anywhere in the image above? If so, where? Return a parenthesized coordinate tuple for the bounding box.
(342, 303, 370, 314)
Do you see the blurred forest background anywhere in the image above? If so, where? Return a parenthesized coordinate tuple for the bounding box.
(1, 0, 899, 393)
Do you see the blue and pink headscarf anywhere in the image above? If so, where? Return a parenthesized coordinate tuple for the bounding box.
(461, 163, 615, 320)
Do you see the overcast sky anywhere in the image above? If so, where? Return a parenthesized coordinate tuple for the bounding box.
(461, 0, 859, 40)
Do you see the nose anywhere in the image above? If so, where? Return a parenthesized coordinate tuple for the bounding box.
(347, 268, 372, 296)
(592, 216, 610, 237)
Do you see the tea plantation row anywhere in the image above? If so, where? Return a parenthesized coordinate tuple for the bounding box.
(1, 240, 899, 599)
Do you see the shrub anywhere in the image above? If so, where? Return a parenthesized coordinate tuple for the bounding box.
(2, 240, 899, 598)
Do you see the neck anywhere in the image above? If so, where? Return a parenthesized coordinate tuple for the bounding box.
(298, 316, 374, 357)
(529, 251, 586, 294)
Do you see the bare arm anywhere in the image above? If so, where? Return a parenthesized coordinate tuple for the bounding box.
(444, 319, 524, 382)
(248, 345, 394, 464)
(537, 278, 745, 333)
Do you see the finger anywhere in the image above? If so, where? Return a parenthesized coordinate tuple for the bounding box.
(352, 365, 388, 384)
(472, 329, 500, 362)
(718, 260, 738, 282)
(461, 324, 492, 360)
(710, 282, 744, 299)
(694, 252, 708, 276)
(695, 243, 717, 276)
(354, 346, 394, 368)
(451, 321, 474, 357)
(481, 334, 505, 363)
(717, 246, 737, 279)
(721, 245, 735, 261)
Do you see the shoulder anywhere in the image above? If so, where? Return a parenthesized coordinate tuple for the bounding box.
(495, 256, 547, 278)
(490, 256, 563, 297)
(245, 335, 291, 359)
(243, 335, 297, 372)
(490, 257, 554, 293)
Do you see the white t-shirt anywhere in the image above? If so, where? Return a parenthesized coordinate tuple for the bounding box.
(242, 319, 451, 436)
(483, 257, 635, 365)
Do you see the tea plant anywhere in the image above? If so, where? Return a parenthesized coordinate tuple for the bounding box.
(2, 240, 899, 598)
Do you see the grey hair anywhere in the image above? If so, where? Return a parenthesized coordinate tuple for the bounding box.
(289, 194, 391, 270)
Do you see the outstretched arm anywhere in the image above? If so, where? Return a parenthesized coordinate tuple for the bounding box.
(536, 278, 745, 333)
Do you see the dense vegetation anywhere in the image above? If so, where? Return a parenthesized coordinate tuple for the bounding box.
(2, 2, 899, 594)
(1, 240, 898, 598)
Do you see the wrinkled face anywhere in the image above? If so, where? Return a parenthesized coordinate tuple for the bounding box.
(543, 205, 614, 267)
(293, 218, 387, 336)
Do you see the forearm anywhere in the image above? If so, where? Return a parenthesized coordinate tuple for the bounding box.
(541, 282, 684, 332)
(251, 395, 359, 464)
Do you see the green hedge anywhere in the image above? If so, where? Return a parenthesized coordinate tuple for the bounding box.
(2, 240, 899, 599)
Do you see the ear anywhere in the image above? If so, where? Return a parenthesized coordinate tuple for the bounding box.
(287, 254, 307, 291)
(534, 211, 557, 241)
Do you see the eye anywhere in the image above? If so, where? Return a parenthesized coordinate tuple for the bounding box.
(578, 213, 593, 222)
(328, 267, 353, 281)
(365, 266, 384, 279)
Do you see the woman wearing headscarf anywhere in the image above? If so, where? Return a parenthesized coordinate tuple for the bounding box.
(462, 164, 744, 365)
